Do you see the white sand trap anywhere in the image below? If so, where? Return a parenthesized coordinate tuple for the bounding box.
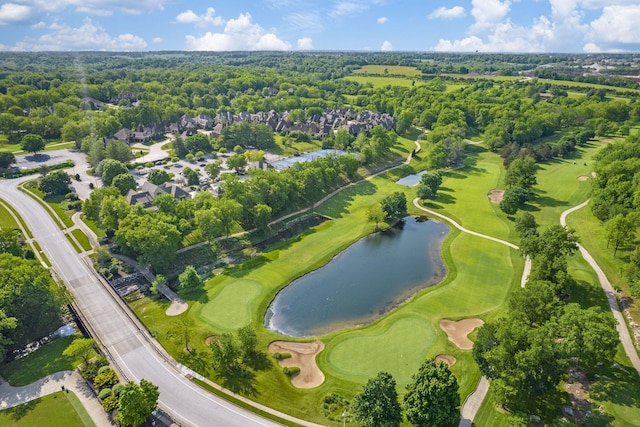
(577, 176, 589, 181)
(268, 341, 325, 389)
(488, 189, 504, 203)
(440, 318, 484, 350)
(165, 300, 188, 316)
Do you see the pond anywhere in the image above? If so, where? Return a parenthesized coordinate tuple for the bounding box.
(265, 216, 449, 337)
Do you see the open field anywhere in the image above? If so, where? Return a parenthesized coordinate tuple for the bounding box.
(352, 65, 421, 76)
(0, 141, 75, 154)
(342, 75, 423, 89)
(0, 391, 95, 427)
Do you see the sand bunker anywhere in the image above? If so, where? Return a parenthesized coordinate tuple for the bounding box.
(165, 300, 188, 316)
(204, 336, 217, 346)
(435, 354, 456, 367)
(440, 318, 484, 350)
(268, 341, 325, 389)
(577, 176, 589, 181)
(488, 189, 504, 203)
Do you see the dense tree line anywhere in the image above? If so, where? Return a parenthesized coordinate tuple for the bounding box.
(83, 152, 361, 272)
(473, 224, 618, 416)
(590, 133, 640, 296)
(0, 253, 63, 357)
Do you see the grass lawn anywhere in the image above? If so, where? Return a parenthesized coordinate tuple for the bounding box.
(342, 75, 423, 89)
(71, 229, 92, 251)
(0, 391, 95, 427)
(352, 65, 421, 77)
(21, 182, 75, 228)
(0, 335, 77, 386)
(0, 201, 20, 230)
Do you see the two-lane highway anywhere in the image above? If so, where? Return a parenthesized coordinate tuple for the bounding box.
(0, 178, 281, 427)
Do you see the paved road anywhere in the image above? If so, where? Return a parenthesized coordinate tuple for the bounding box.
(0, 178, 281, 427)
(561, 200, 640, 376)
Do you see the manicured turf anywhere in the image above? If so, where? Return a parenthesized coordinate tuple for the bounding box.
(352, 65, 421, 76)
(326, 316, 436, 386)
(71, 229, 92, 251)
(0, 391, 95, 427)
(0, 335, 77, 386)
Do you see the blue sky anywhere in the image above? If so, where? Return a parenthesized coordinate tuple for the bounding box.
(0, 1, 639, 53)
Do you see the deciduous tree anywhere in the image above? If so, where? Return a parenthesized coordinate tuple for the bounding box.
(352, 371, 402, 427)
(20, 133, 45, 154)
(39, 170, 70, 195)
(117, 379, 159, 427)
(404, 359, 460, 427)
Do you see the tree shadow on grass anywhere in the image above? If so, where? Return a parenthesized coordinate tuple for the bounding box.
(180, 287, 209, 304)
(589, 365, 640, 408)
(318, 180, 377, 219)
(534, 195, 568, 209)
(5, 398, 38, 421)
(218, 368, 258, 396)
(244, 350, 272, 372)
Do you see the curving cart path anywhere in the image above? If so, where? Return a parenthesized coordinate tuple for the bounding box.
(561, 200, 640, 376)
(412, 198, 530, 426)
(416, 197, 640, 426)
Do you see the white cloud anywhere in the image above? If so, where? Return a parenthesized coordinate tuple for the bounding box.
(589, 5, 640, 44)
(297, 37, 313, 50)
(284, 11, 323, 33)
(175, 7, 224, 27)
(428, 6, 466, 20)
(381, 40, 392, 51)
(329, 1, 368, 18)
(6, 0, 171, 16)
(185, 13, 291, 51)
(377, 16, 388, 24)
(4, 17, 146, 50)
(470, 0, 511, 32)
(583, 42, 601, 53)
(434, 36, 485, 52)
(152, 37, 163, 43)
(0, 3, 35, 25)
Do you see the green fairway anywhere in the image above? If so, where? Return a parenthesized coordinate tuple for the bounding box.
(0, 391, 95, 427)
(352, 65, 421, 76)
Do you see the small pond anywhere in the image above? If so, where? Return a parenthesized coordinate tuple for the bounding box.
(265, 216, 449, 337)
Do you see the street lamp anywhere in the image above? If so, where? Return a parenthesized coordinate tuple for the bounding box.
(144, 315, 157, 337)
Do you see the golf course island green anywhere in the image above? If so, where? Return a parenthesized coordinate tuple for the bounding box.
(265, 216, 449, 337)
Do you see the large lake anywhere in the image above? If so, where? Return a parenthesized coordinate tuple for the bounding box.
(265, 217, 449, 337)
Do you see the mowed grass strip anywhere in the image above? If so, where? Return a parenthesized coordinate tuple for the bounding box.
(0, 391, 95, 427)
(352, 65, 422, 76)
(0, 202, 20, 229)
